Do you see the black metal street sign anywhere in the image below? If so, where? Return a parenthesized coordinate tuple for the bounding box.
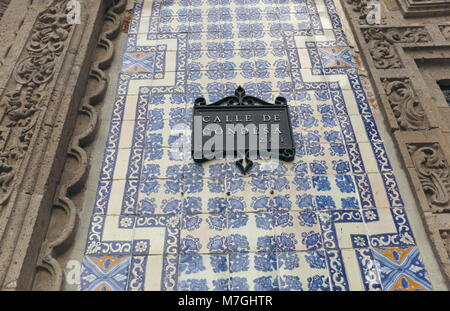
(191, 87, 295, 174)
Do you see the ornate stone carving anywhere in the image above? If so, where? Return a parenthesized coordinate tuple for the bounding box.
(362, 27, 431, 69)
(346, 0, 385, 25)
(382, 78, 428, 130)
(408, 143, 450, 213)
(398, 0, 450, 17)
(33, 0, 127, 290)
(0, 0, 72, 206)
(363, 29, 402, 69)
(440, 25, 450, 40)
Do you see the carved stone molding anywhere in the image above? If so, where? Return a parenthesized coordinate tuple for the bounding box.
(0, 0, 118, 290)
(425, 214, 450, 281)
(0, 1, 73, 206)
(408, 143, 450, 213)
(440, 230, 450, 257)
(32, 0, 127, 291)
(382, 78, 428, 130)
(362, 27, 430, 69)
(397, 0, 450, 17)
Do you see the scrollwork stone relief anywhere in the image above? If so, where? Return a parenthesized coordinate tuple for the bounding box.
(362, 27, 430, 69)
(408, 143, 450, 213)
(0, 0, 72, 206)
(382, 78, 428, 130)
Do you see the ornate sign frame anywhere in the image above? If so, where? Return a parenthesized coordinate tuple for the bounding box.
(191, 86, 295, 174)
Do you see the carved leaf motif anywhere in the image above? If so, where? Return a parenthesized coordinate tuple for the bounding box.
(363, 28, 431, 69)
(363, 28, 402, 69)
(409, 144, 450, 212)
(383, 79, 427, 130)
(0, 0, 72, 205)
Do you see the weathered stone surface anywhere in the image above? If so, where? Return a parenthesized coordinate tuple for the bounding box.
(0, 0, 10, 21)
(382, 78, 428, 130)
(397, 0, 450, 17)
(33, 0, 126, 291)
(0, 0, 121, 291)
(425, 213, 450, 281)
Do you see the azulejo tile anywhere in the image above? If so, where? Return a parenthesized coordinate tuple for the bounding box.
(230, 252, 279, 291)
(318, 47, 355, 68)
(277, 250, 331, 291)
(122, 52, 156, 73)
(134, 214, 181, 256)
(319, 209, 369, 250)
(228, 212, 275, 252)
(363, 208, 416, 248)
(127, 254, 179, 290)
(372, 247, 432, 291)
(274, 211, 322, 251)
(332, 248, 382, 291)
(178, 254, 230, 290)
(181, 213, 228, 254)
(81, 255, 131, 291)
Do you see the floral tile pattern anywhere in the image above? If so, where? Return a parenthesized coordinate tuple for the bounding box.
(80, 0, 433, 291)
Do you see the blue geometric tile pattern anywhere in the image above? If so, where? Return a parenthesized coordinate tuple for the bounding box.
(81, 256, 130, 291)
(80, 0, 433, 291)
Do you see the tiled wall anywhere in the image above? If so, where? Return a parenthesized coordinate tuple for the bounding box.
(80, 0, 432, 291)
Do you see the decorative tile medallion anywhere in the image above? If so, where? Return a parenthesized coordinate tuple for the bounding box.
(372, 247, 432, 291)
(81, 256, 130, 291)
(80, 0, 433, 291)
(318, 47, 355, 68)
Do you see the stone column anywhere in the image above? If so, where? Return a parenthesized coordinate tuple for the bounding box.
(0, 0, 124, 290)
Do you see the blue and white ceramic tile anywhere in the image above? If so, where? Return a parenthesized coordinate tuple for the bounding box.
(278, 250, 330, 291)
(179, 254, 230, 290)
(81, 0, 433, 291)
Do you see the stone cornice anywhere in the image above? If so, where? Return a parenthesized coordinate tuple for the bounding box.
(397, 0, 450, 17)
